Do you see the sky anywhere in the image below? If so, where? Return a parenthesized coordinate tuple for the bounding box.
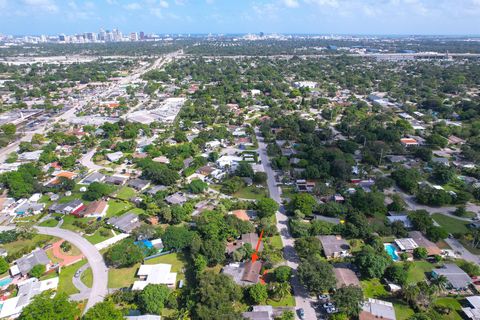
(0, 0, 480, 36)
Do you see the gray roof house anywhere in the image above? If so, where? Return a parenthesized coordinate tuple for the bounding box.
(318, 235, 351, 259)
(108, 212, 141, 233)
(243, 306, 274, 320)
(432, 264, 472, 290)
(432, 157, 450, 166)
(165, 192, 187, 205)
(387, 212, 412, 229)
(11, 249, 50, 276)
(82, 172, 105, 185)
(128, 178, 151, 191)
(360, 298, 396, 320)
(106, 151, 124, 162)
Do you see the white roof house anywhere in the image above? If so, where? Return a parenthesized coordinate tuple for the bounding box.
(463, 296, 480, 320)
(0, 277, 59, 319)
(132, 264, 177, 290)
(106, 151, 124, 162)
(394, 238, 419, 251)
(216, 155, 242, 169)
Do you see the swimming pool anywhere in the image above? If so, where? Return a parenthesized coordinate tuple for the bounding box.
(384, 244, 400, 261)
(0, 277, 13, 287)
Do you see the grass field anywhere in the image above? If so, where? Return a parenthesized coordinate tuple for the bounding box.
(434, 297, 463, 320)
(233, 186, 267, 200)
(115, 186, 137, 200)
(39, 218, 59, 227)
(106, 199, 133, 217)
(361, 279, 389, 299)
(108, 264, 140, 289)
(393, 300, 415, 320)
(85, 228, 113, 244)
(59, 215, 94, 233)
(81, 267, 93, 288)
(1, 234, 54, 257)
(266, 293, 296, 307)
(267, 235, 283, 251)
(432, 213, 470, 234)
(58, 260, 88, 295)
(406, 261, 434, 284)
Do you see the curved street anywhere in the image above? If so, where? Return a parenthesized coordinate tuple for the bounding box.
(35, 227, 108, 312)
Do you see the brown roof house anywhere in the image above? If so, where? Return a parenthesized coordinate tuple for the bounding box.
(318, 235, 351, 259)
(82, 200, 108, 218)
(334, 264, 360, 288)
(226, 233, 263, 254)
(408, 231, 441, 256)
(222, 260, 263, 286)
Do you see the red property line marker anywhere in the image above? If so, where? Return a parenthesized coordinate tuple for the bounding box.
(251, 229, 264, 263)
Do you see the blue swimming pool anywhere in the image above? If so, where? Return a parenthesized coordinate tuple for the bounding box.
(0, 277, 13, 287)
(385, 244, 400, 261)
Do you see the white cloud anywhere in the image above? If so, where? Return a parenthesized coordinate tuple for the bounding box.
(22, 0, 58, 12)
(284, 0, 299, 8)
(159, 0, 169, 8)
(205, 0, 214, 4)
(124, 2, 142, 10)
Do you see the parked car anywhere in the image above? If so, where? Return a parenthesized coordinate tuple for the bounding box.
(297, 308, 305, 320)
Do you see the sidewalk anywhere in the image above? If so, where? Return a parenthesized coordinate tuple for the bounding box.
(94, 233, 130, 251)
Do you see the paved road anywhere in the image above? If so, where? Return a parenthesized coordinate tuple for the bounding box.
(80, 149, 104, 171)
(444, 238, 480, 264)
(256, 129, 317, 320)
(71, 263, 92, 301)
(35, 227, 108, 312)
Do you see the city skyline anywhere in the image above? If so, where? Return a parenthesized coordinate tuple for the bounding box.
(0, 0, 480, 36)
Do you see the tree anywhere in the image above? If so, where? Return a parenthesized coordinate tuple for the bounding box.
(457, 259, 480, 276)
(195, 271, 242, 320)
(408, 210, 434, 233)
(104, 239, 144, 268)
(388, 194, 406, 212)
(288, 193, 317, 217)
(83, 182, 113, 201)
(29, 264, 46, 278)
(235, 162, 254, 178)
(355, 245, 391, 279)
(426, 226, 448, 242)
(162, 226, 194, 251)
(201, 238, 226, 266)
(269, 281, 291, 301)
(188, 179, 208, 194)
(431, 163, 455, 184)
(298, 256, 336, 294)
(0, 257, 9, 274)
(139, 284, 170, 315)
(413, 247, 428, 259)
(274, 266, 292, 282)
(19, 292, 79, 320)
(83, 301, 123, 320)
(391, 168, 421, 194)
(384, 264, 408, 285)
(256, 198, 279, 219)
(60, 241, 72, 252)
(248, 283, 268, 304)
(279, 310, 295, 320)
(294, 237, 322, 259)
(253, 172, 267, 184)
(332, 285, 364, 317)
(1, 123, 16, 136)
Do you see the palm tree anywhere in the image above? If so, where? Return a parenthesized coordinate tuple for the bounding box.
(431, 275, 448, 294)
(402, 283, 419, 305)
(270, 281, 291, 300)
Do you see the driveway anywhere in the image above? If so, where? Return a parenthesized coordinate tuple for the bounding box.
(256, 130, 318, 320)
(444, 238, 480, 264)
(35, 227, 108, 312)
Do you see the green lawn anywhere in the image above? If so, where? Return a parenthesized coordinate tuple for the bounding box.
(266, 293, 296, 307)
(58, 260, 88, 296)
(233, 185, 267, 200)
(361, 279, 389, 299)
(81, 267, 93, 288)
(115, 186, 137, 200)
(108, 263, 140, 289)
(406, 261, 434, 284)
(39, 219, 59, 227)
(434, 297, 463, 320)
(393, 300, 415, 320)
(60, 215, 94, 233)
(85, 228, 113, 245)
(106, 200, 133, 218)
(432, 213, 470, 234)
(1, 234, 54, 257)
(267, 235, 283, 251)
(145, 252, 186, 282)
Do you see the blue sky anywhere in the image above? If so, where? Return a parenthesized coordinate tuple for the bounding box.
(1, 0, 480, 35)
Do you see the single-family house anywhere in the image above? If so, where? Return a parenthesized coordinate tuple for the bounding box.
(318, 235, 351, 259)
(10, 249, 50, 277)
(82, 200, 108, 217)
(296, 179, 316, 192)
(334, 264, 360, 288)
(49, 199, 85, 216)
(0, 277, 59, 319)
(222, 261, 263, 286)
(104, 175, 128, 186)
(431, 264, 472, 291)
(408, 231, 441, 256)
(387, 212, 413, 229)
(242, 306, 274, 320)
(106, 151, 124, 162)
(108, 212, 141, 233)
(394, 238, 419, 252)
(462, 296, 480, 320)
(128, 178, 150, 191)
(360, 298, 396, 320)
(132, 263, 177, 290)
(81, 172, 105, 185)
(400, 138, 419, 147)
(165, 192, 187, 205)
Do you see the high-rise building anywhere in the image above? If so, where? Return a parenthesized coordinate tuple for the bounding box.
(140, 31, 145, 40)
(130, 32, 138, 41)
